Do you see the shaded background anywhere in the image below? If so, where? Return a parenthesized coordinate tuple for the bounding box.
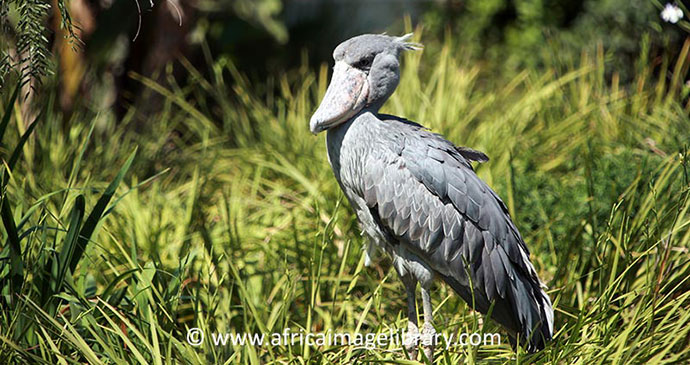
(2, 0, 688, 118)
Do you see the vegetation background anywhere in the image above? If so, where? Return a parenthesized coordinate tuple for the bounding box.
(1, 0, 690, 363)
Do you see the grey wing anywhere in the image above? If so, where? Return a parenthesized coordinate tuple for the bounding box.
(361, 128, 553, 351)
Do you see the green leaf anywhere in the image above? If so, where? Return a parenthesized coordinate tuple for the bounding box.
(2, 111, 40, 190)
(56, 195, 85, 291)
(69, 148, 137, 273)
(100, 267, 139, 302)
(39, 195, 85, 311)
(7, 113, 39, 173)
(0, 83, 20, 146)
(0, 197, 23, 297)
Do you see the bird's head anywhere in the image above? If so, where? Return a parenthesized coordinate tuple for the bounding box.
(309, 33, 422, 134)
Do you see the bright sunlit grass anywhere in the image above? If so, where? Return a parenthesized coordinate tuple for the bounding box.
(1, 27, 689, 364)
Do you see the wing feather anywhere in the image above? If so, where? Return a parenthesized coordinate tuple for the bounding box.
(359, 117, 553, 351)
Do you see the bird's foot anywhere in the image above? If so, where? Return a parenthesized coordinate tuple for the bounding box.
(404, 320, 419, 360)
(421, 321, 436, 362)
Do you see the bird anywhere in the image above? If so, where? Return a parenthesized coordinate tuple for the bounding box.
(309, 33, 554, 361)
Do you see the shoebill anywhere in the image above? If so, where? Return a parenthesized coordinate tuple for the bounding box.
(309, 33, 554, 361)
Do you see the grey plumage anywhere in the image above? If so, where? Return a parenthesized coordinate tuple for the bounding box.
(310, 33, 554, 357)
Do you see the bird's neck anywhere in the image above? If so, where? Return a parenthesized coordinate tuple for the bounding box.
(364, 101, 386, 115)
(325, 111, 376, 170)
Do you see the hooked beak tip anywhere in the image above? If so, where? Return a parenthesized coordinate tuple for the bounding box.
(309, 117, 322, 135)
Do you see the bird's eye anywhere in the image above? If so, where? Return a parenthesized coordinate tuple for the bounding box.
(354, 56, 373, 70)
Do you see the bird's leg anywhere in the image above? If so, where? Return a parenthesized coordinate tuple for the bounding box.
(421, 287, 436, 362)
(402, 278, 419, 360)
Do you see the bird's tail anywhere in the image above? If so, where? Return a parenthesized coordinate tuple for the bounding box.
(505, 276, 554, 352)
(523, 284, 554, 352)
(441, 272, 554, 352)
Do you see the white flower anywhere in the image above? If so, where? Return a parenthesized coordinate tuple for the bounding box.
(661, 3, 684, 24)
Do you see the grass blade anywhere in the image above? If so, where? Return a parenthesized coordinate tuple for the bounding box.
(39, 195, 85, 311)
(0, 82, 19, 145)
(69, 148, 137, 273)
(0, 196, 23, 299)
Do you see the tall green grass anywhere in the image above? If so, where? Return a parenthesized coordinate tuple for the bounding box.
(0, 28, 689, 364)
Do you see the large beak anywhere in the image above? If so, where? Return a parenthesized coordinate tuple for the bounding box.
(310, 61, 369, 134)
